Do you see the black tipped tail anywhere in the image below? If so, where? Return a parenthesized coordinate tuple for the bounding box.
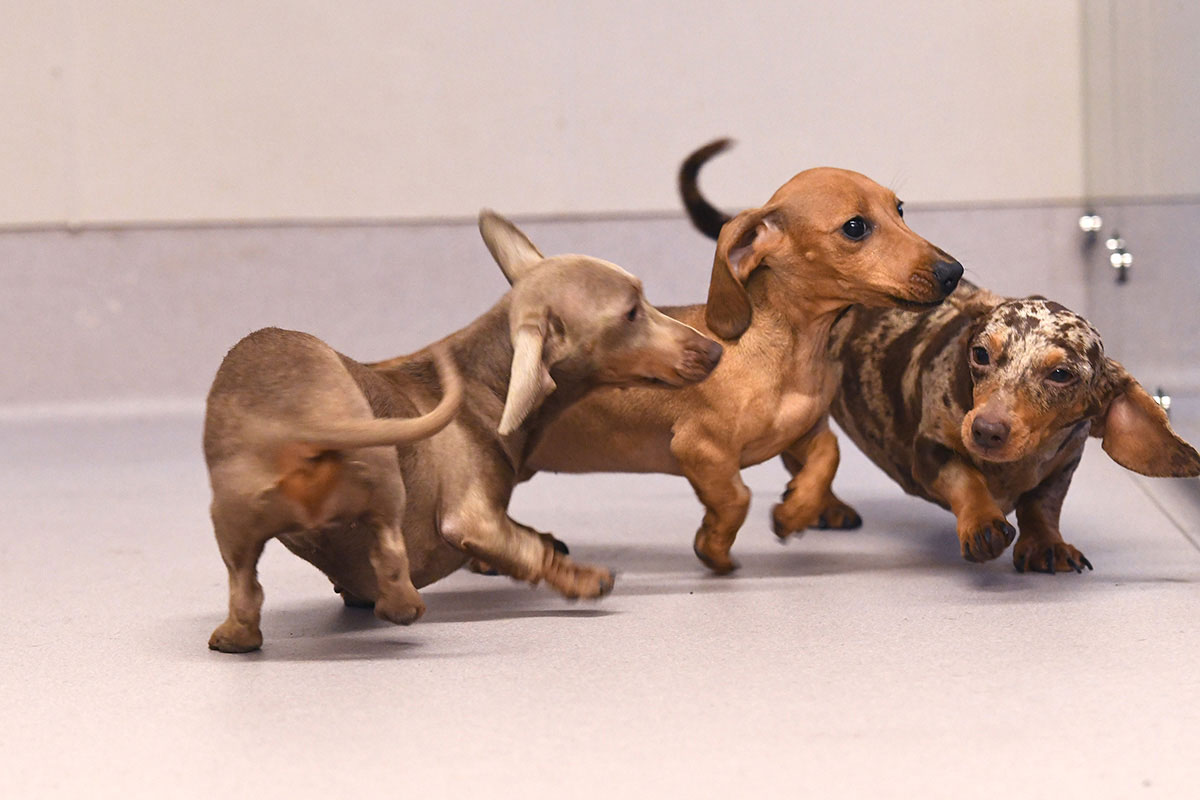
(678, 138, 735, 241)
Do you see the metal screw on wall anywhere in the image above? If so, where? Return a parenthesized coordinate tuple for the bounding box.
(1079, 211, 1103, 254)
(1079, 213, 1132, 283)
(1079, 212, 1103, 236)
(1105, 230, 1132, 284)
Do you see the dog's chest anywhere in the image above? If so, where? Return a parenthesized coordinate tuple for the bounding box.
(976, 425, 1089, 512)
(740, 387, 829, 466)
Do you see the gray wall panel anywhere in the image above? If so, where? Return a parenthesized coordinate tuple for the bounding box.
(0, 206, 1096, 410)
(1084, 201, 1200, 395)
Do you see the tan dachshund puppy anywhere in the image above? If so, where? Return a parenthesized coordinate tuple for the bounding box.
(203, 211, 722, 652)
(828, 282, 1200, 572)
(527, 140, 962, 573)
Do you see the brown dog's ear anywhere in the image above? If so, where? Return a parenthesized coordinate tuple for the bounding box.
(705, 206, 784, 340)
(1094, 360, 1200, 477)
(479, 209, 545, 285)
(498, 313, 557, 436)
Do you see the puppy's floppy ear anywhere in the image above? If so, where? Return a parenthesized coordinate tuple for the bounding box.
(479, 209, 545, 285)
(705, 205, 784, 340)
(498, 310, 557, 436)
(1093, 359, 1200, 477)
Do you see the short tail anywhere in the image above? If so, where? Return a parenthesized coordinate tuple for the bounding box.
(286, 344, 463, 450)
(678, 138, 735, 241)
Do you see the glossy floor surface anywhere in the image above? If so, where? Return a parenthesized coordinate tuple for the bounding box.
(3, 413, 1199, 798)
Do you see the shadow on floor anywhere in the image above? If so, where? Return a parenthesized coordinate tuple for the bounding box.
(179, 602, 429, 662)
(181, 490, 1200, 661)
(182, 590, 621, 661)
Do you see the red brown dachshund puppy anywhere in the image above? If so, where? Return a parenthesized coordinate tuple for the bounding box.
(828, 282, 1200, 572)
(528, 139, 962, 573)
(203, 211, 722, 652)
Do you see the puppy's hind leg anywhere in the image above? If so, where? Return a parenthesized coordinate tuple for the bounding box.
(774, 424, 862, 537)
(208, 501, 271, 653)
(359, 453, 424, 624)
(368, 518, 425, 625)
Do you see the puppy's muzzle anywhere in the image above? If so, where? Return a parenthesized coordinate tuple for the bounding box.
(905, 259, 963, 305)
(676, 338, 724, 383)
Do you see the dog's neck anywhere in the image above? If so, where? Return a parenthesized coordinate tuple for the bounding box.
(444, 297, 591, 471)
(762, 265, 861, 324)
(747, 273, 844, 368)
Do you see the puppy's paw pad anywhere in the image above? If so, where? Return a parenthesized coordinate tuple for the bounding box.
(1014, 541, 1092, 574)
(959, 517, 1016, 562)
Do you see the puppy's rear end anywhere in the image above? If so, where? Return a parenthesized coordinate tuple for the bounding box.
(204, 328, 461, 652)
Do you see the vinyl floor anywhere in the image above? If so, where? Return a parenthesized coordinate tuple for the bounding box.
(3, 412, 1199, 799)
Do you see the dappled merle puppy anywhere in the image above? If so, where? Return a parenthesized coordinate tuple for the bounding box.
(828, 280, 1200, 573)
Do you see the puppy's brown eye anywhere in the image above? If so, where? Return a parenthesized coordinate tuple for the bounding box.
(841, 217, 869, 241)
(1047, 367, 1074, 384)
(626, 305, 639, 322)
(896, 201, 904, 218)
(971, 346, 990, 366)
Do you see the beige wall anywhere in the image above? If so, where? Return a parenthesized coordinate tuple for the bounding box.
(1082, 0, 1200, 198)
(1, 0, 1085, 226)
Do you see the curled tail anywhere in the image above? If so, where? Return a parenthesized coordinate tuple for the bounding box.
(285, 344, 463, 450)
(678, 138, 734, 241)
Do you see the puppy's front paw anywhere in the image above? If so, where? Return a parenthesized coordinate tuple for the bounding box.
(208, 620, 263, 653)
(1013, 540, 1093, 574)
(958, 517, 1016, 562)
(543, 555, 615, 599)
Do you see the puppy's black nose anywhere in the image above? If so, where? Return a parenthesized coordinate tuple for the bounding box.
(971, 417, 1010, 449)
(932, 260, 964, 295)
